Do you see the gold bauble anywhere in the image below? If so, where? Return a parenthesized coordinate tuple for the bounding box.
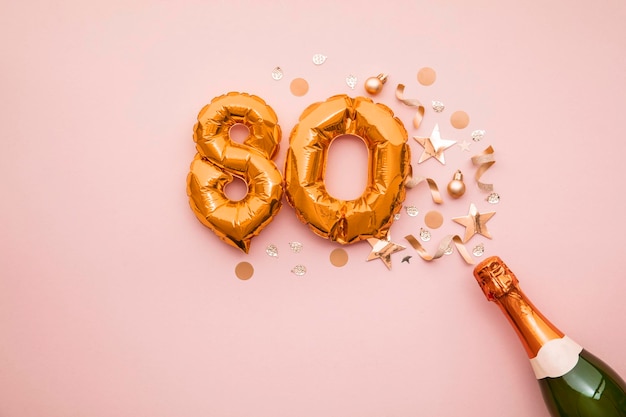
(364, 73, 388, 95)
(447, 170, 466, 199)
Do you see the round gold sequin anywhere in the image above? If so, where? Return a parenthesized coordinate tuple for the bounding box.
(235, 262, 254, 280)
(450, 110, 470, 129)
(330, 248, 349, 267)
(424, 210, 444, 229)
(417, 67, 436, 86)
(290, 78, 309, 96)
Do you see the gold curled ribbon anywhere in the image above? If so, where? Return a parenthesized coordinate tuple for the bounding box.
(404, 234, 475, 264)
(405, 175, 443, 204)
(471, 145, 496, 192)
(395, 84, 424, 129)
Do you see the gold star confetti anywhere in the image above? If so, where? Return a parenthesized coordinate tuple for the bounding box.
(413, 123, 457, 164)
(452, 203, 496, 243)
(366, 234, 406, 270)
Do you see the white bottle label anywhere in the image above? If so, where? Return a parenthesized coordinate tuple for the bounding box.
(529, 336, 583, 379)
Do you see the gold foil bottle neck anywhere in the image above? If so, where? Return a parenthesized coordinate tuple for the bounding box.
(473, 256, 564, 357)
(473, 256, 520, 301)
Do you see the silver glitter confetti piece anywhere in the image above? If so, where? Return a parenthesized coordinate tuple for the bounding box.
(312, 54, 327, 65)
(289, 241, 303, 253)
(487, 192, 500, 204)
(419, 228, 431, 242)
(266, 244, 279, 257)
(271, 67, 283, 80)
(473, 243, 485, 257)
(394, 213, 401, 221)
(444, 245, 454, 255)
(291, 265, 306, 276)
(405, 205, 419, 217)
(346, 74, 357, 89)
(432, 100, 445, 113)
(471, 129, 486, 142)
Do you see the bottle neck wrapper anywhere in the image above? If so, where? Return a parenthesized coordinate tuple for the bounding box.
(529, 336, 583, 379)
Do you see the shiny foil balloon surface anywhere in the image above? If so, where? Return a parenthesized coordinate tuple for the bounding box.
(284, 95, 411, 244)
(186, 92, 283, 253)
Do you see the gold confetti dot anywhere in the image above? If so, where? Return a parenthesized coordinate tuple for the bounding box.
(417, 67, 436, 86)
(235, 262, 254, 280)
(424, 210, 444, 229)
(330, 248, 348, 267)
(290, 78, 309, 96)
(450, 110, 470, 129)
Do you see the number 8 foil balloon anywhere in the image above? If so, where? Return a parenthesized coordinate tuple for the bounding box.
(186, 92, 283, 253)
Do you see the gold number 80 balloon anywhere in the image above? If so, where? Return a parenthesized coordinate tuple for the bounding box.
(186, 92, 283, 253)
(284, 95, 411, 244)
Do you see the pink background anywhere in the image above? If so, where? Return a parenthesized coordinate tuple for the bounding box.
(1, 1, 625, 416)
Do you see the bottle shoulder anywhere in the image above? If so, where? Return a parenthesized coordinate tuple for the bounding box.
(576, 350, 626, 391)
(538, 350, 626, 417)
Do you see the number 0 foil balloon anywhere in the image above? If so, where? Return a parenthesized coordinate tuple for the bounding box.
(186, 92, 283, 253)
(284, 95, 411, 244)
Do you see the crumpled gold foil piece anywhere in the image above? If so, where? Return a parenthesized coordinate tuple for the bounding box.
(284, 95, 411, 244)
(186, 92, 283, 253)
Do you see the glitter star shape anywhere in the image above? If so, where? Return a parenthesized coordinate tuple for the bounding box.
(366, 234, 406, 270)
(452, 203, 496, 243)
(458, 140, 471, 151)
(413, 123, 457, 164)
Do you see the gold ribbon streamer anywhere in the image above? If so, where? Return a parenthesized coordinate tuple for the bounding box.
(471, 145, 496, 192)
(405, 175, 443, 204)
(404, 234, 475, 264)
(395, 84, 424, 129)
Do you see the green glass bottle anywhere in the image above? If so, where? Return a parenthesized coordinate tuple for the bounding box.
(473, 256, 626, 417)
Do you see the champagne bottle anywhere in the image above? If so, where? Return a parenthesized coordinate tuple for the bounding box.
(473, 256, 626, 417)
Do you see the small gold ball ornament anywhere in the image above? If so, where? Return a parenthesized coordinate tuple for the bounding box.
(447, 170, 466, 199)
(364, 73, 388, 95)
